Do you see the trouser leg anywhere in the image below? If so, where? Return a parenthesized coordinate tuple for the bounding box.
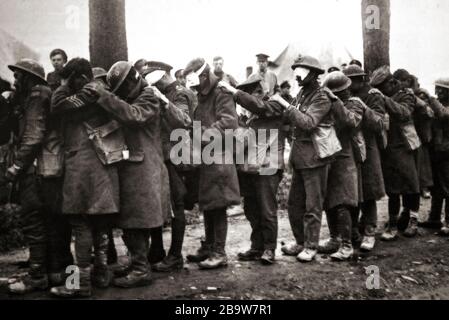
(123, 229, 150, 273)
(335, 205, 352, 245)
(257, 172, 282, 251)
(203, 212, 215, 247)
(350, 205, 361, 241)
(207, 208, 228, 255)
(387, 194, 401, 228)
(360, 200, 377, 236)
(19, 174, 47, 276)
(325, 208, 340, 239)
(107, 229, 117, 265)
(149, 227, 164, 254)
(243, 195, 264, 251)
(287, 170, 306, 245)
(302, 165, 329, 250)
(168, 165, 187, 258)
(403, 193, 420, 218)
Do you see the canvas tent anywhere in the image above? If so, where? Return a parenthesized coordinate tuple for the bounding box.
(0, 29, 39, 84)
(267, 42, 356, 96)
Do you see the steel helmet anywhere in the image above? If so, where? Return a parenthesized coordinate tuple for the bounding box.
(323, 71, 352, 93)
(8, 58, 46, 83)
(291, 55, 325, 74)
(343, 65, 367, 78)
(107, 61, 133, 92)
(92, 67, 108, 80)
(435, 77, 449, 90)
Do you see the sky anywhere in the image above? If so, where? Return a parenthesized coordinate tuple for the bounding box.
(1, 0, 448, 89)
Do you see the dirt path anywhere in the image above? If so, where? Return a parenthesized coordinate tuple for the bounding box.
(1, 198, 449, 300)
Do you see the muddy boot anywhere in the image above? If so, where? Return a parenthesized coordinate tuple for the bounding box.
(330, 243, 354, 261)
(92, 233, 112, 288)
(152, 254, 184, 272)
(297, 248, 317, 263)
(397, 210, 410, 232)
(281, 242, 303, 256)
(8, 264, 49, 295)
(113, 270, 152, 288)
(260, 250, 275, 265)
(237, 249, 263, 261)
(187, 240, 212, 262)
(381, 224, 398, 241)
(198, 252, 228, 269)
(403, 215, 419, 238)
(50, 267, 92, 298)
(48, 271, 67, 287)
(360, 236, 376, 252)
(318, 237, 341, 254)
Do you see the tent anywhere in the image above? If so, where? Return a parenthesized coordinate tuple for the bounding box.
(0, 29, 39, 84)
(267, 42, 356, 95)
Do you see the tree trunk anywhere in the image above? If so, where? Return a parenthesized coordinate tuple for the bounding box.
(361, 0, 390, 74)
(89, 0, 128, 70)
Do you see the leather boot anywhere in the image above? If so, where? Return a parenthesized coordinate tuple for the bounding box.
(152, 254, 184, 272)
(50, 266, 92, 298)
(8, 264, 49, 295)
(187, 240, 212, 262)
(113, 270, 152, 288)
(198, 252, 228, 269)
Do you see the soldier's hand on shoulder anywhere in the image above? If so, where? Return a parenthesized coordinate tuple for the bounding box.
(218, 81, 237, 95)
(270, 93, 290, 109)
(150, 86, 169, 108)
(369, 88, 384, 97)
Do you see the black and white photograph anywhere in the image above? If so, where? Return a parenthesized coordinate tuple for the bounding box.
(0, 0, 449, 309)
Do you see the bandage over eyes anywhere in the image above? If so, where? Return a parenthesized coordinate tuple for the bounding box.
(186, 62, 207, 88)
(293, 67, 310, 80)
(144, 70, 166, 85)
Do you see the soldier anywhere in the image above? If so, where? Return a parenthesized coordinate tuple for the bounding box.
(277, 55, 336, 262)
(47, 49, 68, 91)
(327, 67, 340, 73)
(134, 58, 148, 75)
(49, 58, 120, 298)
(279, 81, 294, 104)
(91, 67, 120, 266)
(218, 76, 286, 265)
(320, 71, 365, 261)
(183, 58, 240, 269)
(93, 61, 171, 287)
(143, 61, 193, 272)
(175, 69, 187, 87)
(349, 59, 363, 68)
(370, 66, 421, 240)
(393, 69, 434, 201)
(247, 54, 278, 97)
(213, 56, 238, 87)
(418, 78, 449, 235)
(344, 65, 388, 251)
(3, 59, 50, 294)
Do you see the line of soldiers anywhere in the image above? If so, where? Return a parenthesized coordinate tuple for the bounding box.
(1, 48, 449, 299)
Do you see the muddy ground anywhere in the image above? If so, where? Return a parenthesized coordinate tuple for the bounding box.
(1, 197, 449, 300)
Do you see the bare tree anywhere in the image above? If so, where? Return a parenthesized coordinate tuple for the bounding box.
(89, 0, 128, 70)
(361, 0, 390, 74)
